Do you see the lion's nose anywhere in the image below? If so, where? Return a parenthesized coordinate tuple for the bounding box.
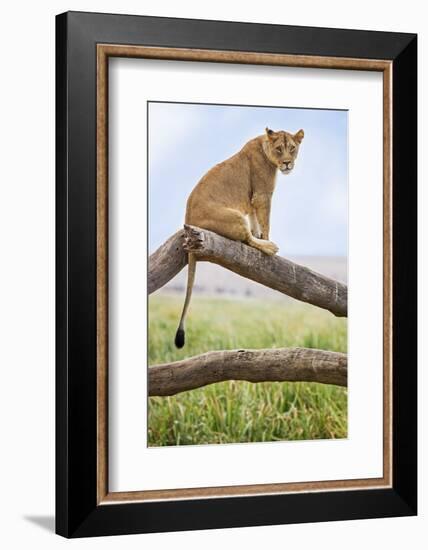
(283, 161, 292, 169)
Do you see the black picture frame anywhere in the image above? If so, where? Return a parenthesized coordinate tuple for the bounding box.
(56, 11, 417, 538)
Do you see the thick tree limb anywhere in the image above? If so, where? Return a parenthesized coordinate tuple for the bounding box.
(149, 226, 347, 317)
(149, 347, 347, 396)
(148, 230, 187, 294)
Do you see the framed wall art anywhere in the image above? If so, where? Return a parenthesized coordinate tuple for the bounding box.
(56, 11, 417, 537)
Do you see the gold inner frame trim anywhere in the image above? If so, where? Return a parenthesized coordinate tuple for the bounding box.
(96, 44, 393, 505)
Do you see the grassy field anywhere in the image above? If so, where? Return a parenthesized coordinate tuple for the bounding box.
(148, 294, 347, 446)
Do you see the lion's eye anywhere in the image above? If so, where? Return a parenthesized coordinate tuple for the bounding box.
(290, 146, 296, 153)
(276, 147, 282, 153)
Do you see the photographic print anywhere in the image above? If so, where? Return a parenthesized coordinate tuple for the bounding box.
(148, 101, 348, 447)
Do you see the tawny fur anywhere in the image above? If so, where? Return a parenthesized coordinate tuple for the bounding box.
(175, 127, 304, 348)
(185, 127, 304, 254)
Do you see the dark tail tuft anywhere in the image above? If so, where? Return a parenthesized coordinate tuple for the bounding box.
(175, 328, 185, 348)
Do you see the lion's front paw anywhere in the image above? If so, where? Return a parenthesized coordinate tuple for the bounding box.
(262, 240, 279, 256)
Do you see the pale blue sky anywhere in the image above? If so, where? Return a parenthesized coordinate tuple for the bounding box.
(148, 102, 348, 257)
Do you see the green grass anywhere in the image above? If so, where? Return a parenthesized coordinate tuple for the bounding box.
(148, 294, 347, 446)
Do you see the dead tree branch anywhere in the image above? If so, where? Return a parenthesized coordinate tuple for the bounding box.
(149, 226, 347, 317)
(149, 347, 347, 396)
(148, 230, 187, 294)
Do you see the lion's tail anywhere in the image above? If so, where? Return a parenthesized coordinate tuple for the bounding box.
(174, 253, 197, 348)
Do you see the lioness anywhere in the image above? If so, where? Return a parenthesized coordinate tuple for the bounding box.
(175, 127, 304, 348)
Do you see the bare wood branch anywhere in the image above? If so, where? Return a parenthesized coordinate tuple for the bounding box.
(148, 230, 187, 294)
(149, 347, 347, 396)
(184, 225, 347, 317)
(148, 226, 347, 317)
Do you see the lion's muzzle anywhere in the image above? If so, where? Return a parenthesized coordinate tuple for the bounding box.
(280, 161, 294, 175)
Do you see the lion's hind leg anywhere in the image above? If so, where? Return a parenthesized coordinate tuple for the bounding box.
(199, 208, 278, 256)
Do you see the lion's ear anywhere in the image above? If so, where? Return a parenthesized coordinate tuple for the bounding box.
(294, 129, 304, 143)
(265, 127, 275, 140)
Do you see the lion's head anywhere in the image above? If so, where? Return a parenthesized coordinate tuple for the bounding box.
(263, 127, 304, 175)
